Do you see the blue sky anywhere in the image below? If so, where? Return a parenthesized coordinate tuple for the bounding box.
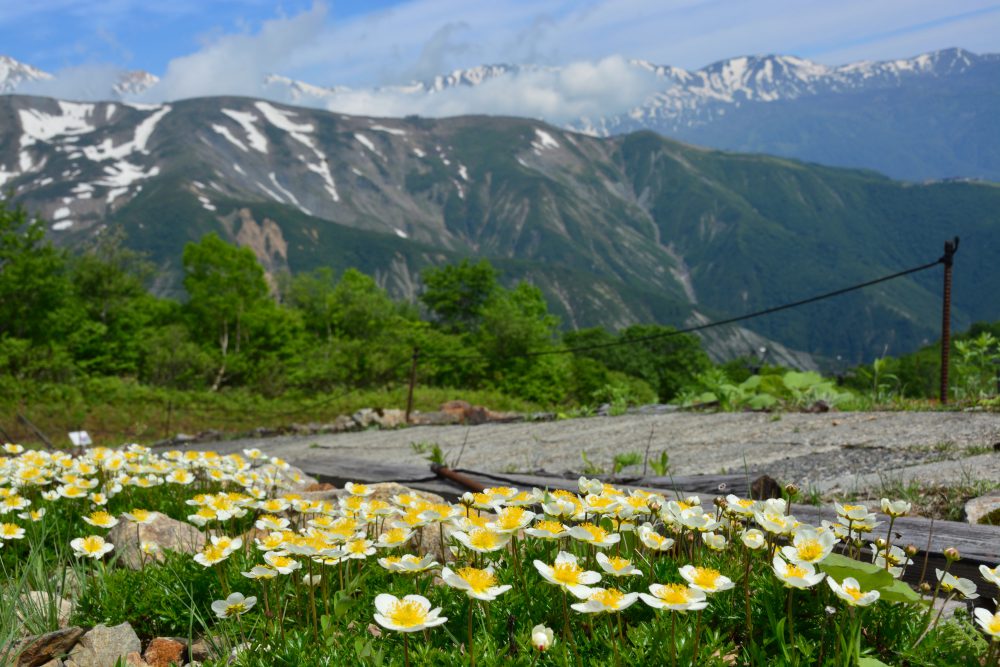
(4, 0, 999, 83)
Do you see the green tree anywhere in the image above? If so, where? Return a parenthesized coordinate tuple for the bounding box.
(0, 199, 72, 343)
(420, 259, 498, 332)
(182, 234, 277, 390)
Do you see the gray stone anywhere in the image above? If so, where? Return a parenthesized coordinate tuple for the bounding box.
(107, 512, 204, 569)
(352, 408, 378, 429)
(373, 408, 407, 429)
(12, 626, 84, 667)
(964, 491, 1000, 525)
(66, 623, 141, 667)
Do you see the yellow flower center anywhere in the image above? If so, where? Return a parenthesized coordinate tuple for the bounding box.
(737, 499, 754, 508)
(383, 528, 407, 544)
(677, 501, 692, 511)
(81, 536, 105, 553)
(988, 614, 1000, 634)
(691, 567, 721, 589)
(346, 540, 368, 554)
(383, 556, 401, 565)
(270, 555, 293, 568)
(497, 508, 526, 530)
(457, 567, 496, 593)
(552, 562, 583, 585)
(1, 523, 21, 536)
(608, 557, 631, 571)
(785, 564, 808, 579)
(388, 600, 428, 628)
(350, 484, 368, 495)
(592, 588, 625, 609)
(578, 523, 608, 543)
(343, 497, 364, 511)
(843, 586, 865, 601)
(131, 510, 151, 522)
(534, 520, 564, 534)
(796, 540, 824, 562)
(225, 602, 247, 616)
(656, 583, 691, 604)
(468, 529, 500, 550)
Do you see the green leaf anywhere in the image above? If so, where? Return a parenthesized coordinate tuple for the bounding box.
(878, 577, 923, 604)
(818, 553, 894, 591)
(819, 553, 922, 604)
(858, 657, 891, 667)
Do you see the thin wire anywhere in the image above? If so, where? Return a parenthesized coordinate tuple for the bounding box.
(423, 257, 944, 362)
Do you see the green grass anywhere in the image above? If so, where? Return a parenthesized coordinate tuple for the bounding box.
(0, 378, 545, 448)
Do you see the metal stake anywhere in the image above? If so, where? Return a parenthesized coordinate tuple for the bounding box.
(939, 237, 959, 404)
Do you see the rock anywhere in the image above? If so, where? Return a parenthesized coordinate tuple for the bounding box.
(16, 591, 74, 634)
(65, 623, 141, 667)
(440, 400, 472, 417)
(124, 652, 149, 667)
(484, 410, 524, 423)
(408, 411, 460, 426)
(107, 512, 204, 570)
(750, 474, 783, 500)
(143, 638, 186, 667)
(373, 408, 407, 429)
(12, 627, 84, 667)
(964, 491, 1000, 525)
(335, 415, 358, 432)
(37, 660, 65, 667)
(439, 400, 491, 424)
(352, 408, 378, 429)
(188, 640, 210, 662)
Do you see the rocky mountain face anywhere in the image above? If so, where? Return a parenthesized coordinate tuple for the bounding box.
(2, 94, 999, 367)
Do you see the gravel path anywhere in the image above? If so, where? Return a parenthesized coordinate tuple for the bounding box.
(202, 411, 1000, 492)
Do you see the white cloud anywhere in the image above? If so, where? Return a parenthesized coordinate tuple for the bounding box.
(315, 56, 661, 122)
(18, 64, 126, 101)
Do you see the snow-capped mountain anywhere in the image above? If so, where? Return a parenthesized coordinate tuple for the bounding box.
(0, 55, 52, 93)
(0, 55, 159, 99)
(576, 47, 994, 136)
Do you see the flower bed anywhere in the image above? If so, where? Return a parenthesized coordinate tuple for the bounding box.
(1, 442, 998, 666)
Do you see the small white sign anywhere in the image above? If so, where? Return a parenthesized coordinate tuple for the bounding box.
(68, 431, 92, 447)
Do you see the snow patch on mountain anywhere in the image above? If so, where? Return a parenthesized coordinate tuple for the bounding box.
(221, 109, 268, 153)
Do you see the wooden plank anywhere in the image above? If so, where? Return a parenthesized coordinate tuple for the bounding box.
(454, 469, 750, 496)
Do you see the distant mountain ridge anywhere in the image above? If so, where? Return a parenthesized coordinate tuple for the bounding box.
(2, 94, 999, 369)
(4, 48, 997, 181)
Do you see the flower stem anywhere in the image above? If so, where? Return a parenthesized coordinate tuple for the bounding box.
(608, 614, 620, 667)
(403, 632, 410, 667)
(468, 599, 476, 667)
(786, 588, 795, 657)
(670, 612, 677, 667)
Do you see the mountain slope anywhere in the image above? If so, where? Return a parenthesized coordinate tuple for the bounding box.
(2, 94, 999, 366)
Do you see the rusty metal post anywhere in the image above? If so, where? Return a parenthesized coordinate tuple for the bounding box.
(405, 347, 420, 423)
(939, 237, 959, 404)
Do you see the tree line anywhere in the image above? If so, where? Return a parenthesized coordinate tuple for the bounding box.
(0, 200, 711, 408)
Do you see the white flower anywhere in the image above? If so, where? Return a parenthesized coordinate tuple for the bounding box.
(638, 524, 675, 551)
(345, 482, 375, 497)
(524, 520, 569, 540)
(880, 498, 911, 518)
(702, 532, 727, 551)
(596, 552, 643, 577)
(973, 607, 1000, 639)
(264, 551, 302, 574)
(772, 555, 825, 589)
(373, 594, 447, 633)
(978, 563, 1000, 589)
(441, 565, 512, 601)
(935, 569, 978, 600)
(639, 583, 708, 612)
(678, 565, 734, 594)
(452, 528, 511, 553)
(211, 592, 257, 619)
(533, 551, 602, 599)
(567, 522, 620, 548)
(827, 576, 880, 607)
(377, 554, 439, 573)
(781, 527, 836, 564)
(741, 529, 765, 550)
(570, 588, 639, 614)
(241, 566, 278, 580)
(70, 535, 114, 559)
(530, 624, 555, 651)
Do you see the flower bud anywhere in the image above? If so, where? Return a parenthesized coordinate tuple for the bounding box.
(905, 544, 919, 558)
(875, 538, 887, 549)
(919, 582, 932, 594)
(784, 483, 800, 497)
(943, 547, 960, 562)
(531, 624, 554, 651)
